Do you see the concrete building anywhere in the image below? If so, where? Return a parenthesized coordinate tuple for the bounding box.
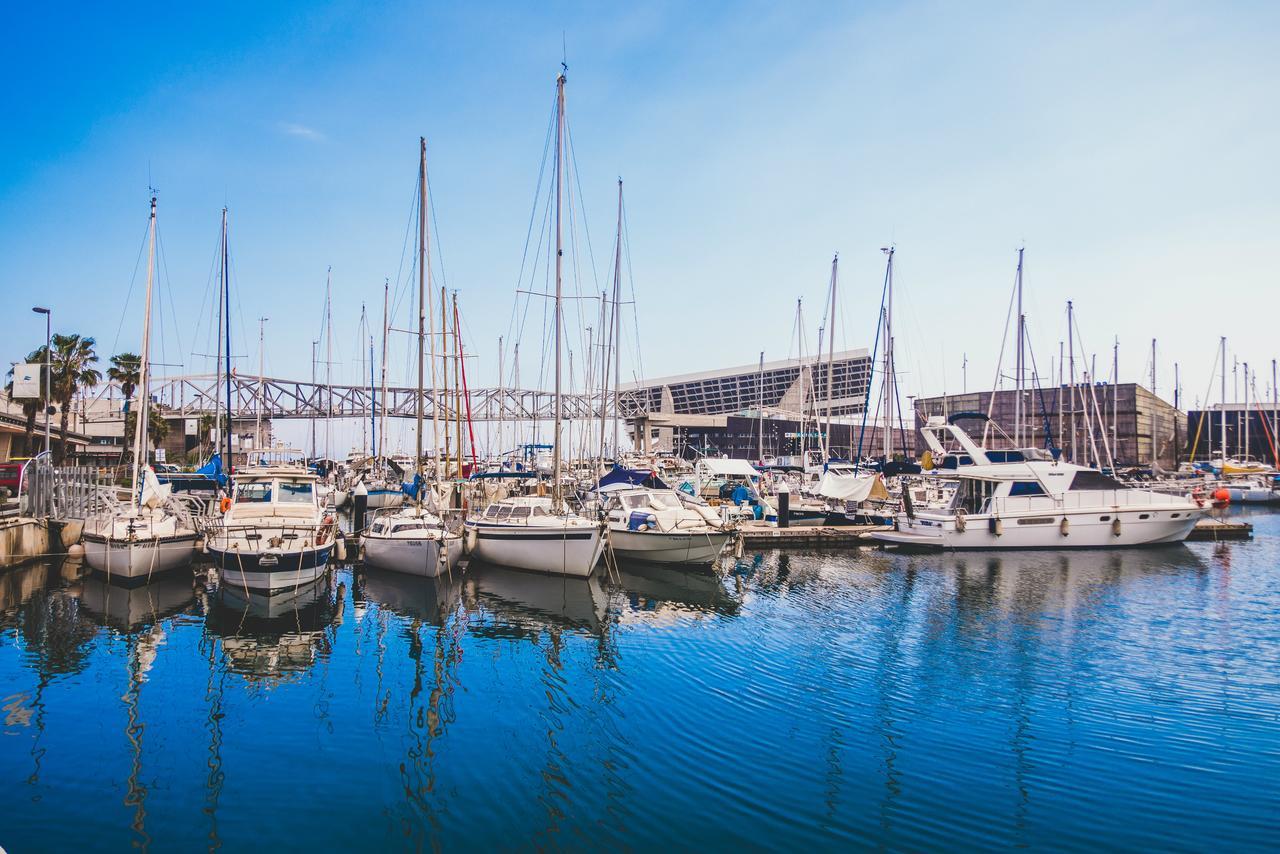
(622, 349, 873, 455)
(914, 383, 1184, 469)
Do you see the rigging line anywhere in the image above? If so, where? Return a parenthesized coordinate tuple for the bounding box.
(390, 167, 423, 326)
(425, 163, 449, 293)
(110, 216, 153, 359)
(1022, 327, 1057, 452)
(190, 221, 223, 371)
(154, 218, 187, 374)
(856, 269, 891, 461)
(982, 262, 1021, 445)
(620, 196, 644, 387)
(506, 94, 558, 349)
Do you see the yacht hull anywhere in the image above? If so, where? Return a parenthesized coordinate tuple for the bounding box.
(363, 534, 464, 578)
(468, 524, 604, 577)
(608, 527, 732, 565)
(872, 508, 1201, 550)
(210, 544, 333, 592)
(82, 532, 198, 583)
(365, 490, 404, 510)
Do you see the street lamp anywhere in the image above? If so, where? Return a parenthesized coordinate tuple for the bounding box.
(32, 307, 50, 456)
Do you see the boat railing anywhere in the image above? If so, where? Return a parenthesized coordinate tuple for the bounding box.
(204, 520, 338, 549)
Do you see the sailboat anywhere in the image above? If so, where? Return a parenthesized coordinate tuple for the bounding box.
(465, 70, 606, 577)
(82, 196, 201, 581)
(363, 137, 464, 578)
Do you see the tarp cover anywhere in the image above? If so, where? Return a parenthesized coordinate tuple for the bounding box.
(194, 453, 227, 487)
(598, 464, 668, 489)
(817, 472, 889, 503)
(698, 458, 759, 477)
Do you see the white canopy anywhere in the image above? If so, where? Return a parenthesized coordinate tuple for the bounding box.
(817, 471, 889, 503)
(698, 458, 760, 477)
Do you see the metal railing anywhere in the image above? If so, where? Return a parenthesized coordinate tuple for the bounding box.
(19, 453, 106, 520)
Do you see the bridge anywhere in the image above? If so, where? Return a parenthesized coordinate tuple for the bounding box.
(147, 374, 647, 422)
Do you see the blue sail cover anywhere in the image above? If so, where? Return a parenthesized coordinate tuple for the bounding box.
(402, 473, 424, 499)
(598, 464, 668, 489)
(194, 453, 227, 487)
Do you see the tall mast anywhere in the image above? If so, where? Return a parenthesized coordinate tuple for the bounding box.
(1244, 361, 1250, 459)
(1272, 358, 1277, 461)
(440, 284, 449, 476)
(496, 336, 505, 457)
(379, 282, 390, 464)
(359, 305, 368, 454)
(823, 253, 838, 461)
(416, 137, 427, 504)
(551, 69, 566, 511)
(214, 208, 226, 466)
(223, 207, 233, 472)
(758, 351, 765, 461)
(882, 247, 895, 460)
(324, 267, 333, 460)
(131, 196, 157, 508)
(256, 317, 268, 450)
(453, 293, 464, 476)
(1220, 337, 1228, 462)
(1067, 301, 1077, 463)
(601, 178, 623, 464)
(311, 340, 318, 459)
(1015, 249, 1025, 447)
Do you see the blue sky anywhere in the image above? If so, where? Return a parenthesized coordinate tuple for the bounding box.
(3, 1, 1278, 451)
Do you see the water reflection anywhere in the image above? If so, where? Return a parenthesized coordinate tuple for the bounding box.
(469, 563, 610, 636)
(615, 561, 739, 620)
(205, 573, 345, 682)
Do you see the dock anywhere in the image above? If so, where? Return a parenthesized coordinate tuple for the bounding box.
(1187, 518, 1254, 541)
(739, 522, 884, 548)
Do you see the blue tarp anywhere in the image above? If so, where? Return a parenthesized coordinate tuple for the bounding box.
(194, 453, 227, 487)
(598, 464, 668, 490)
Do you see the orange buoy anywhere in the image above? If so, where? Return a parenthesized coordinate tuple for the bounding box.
(1212, 488, 1231, 504)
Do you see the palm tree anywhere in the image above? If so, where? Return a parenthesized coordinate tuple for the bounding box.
(108, 353, 141, 457)
(49, 334, 101, 464)
(5, 346, 49, 455)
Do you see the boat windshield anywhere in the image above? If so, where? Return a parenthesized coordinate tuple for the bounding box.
(278, 482, 314, 503)
(236, 482, 272, 503)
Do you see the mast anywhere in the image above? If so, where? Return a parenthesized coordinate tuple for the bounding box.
(324, 267, 333, 460)
(440, 284, 449, 477)
(214, 208, 226, 468)
(1244, 361, 1250, 459)
(1220, 337, 1228, 462)
(359, 305, 368, 455)
(131, 196, 157, 508)
(497, 336, 505, 458)
(1067, 301, 1076, 463)
(368, 335, 376, 459)
(223, 207, 233, 473)
(823, 253, 838, 461)
(551, 68, 566, 511)
(1014, 248, 1024, 446)
(757, 351, 765, 461)
(601, 178, 623, 464)
(256, 317, 267, 450)
(379, 282, 389, 465)
(310, 340, 317, 459)
(453, 293, 464, 477)
(882, 247, 895, 460)
(1273, 359, 1278, 460)
(416, 137, 427, 506)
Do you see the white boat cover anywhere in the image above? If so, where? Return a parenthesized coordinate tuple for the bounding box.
(140, 468, 172, 509)
(698, 459, 760, 477)
(817, 472, 889, 502)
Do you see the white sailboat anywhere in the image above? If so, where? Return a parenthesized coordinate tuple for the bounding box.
(466, 70, 605, 577)
(363, 137, 463, 578)
(83, 196, 200, 581)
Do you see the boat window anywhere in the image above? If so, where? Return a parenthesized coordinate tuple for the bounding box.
(987, 450, 1026, 463)
(1099, 515, 1111, 521)
(531, 505, 548, 517)
(1009, 481, 1046, 497)
(278, 482, 314, 503)
(494, 506, 513, 521)
(1069, 471, 1125, 491)
(509, 507, 531, 519)
(952, 479, 997, 515)
(236, 482, 272, 503)
(1138, 513, 1150, 520)
(484, 505, 499, 519)
(391, 523, 424, 534)
(371, 521, 387, 533)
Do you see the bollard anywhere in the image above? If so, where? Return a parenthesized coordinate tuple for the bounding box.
(353, 482, 369, 536)
(777, 489, 790, 528)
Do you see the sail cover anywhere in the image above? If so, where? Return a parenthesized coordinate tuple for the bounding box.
(817, 471, 889, 503)
(598, 464, 668, 489)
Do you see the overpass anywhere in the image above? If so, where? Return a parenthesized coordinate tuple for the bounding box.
(146, 374, 646, 422)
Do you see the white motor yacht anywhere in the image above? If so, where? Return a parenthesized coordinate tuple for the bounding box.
(207, 466, 339, 592)
(871, 416, 1206, 550)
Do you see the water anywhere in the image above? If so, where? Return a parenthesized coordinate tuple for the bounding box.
(2, 511, 1278, 851)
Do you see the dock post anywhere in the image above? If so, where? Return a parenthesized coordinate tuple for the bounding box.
(777, 490, 790, 528)
(353, 482, 368, 536)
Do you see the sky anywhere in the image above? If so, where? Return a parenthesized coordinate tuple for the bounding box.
(3, 1, 1278, 452)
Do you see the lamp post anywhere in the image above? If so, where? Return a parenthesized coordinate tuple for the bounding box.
(32, 306, 50, 456)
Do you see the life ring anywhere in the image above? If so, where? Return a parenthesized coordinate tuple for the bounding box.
(317, 514, 336, 545)
(220, 497, 232, 514)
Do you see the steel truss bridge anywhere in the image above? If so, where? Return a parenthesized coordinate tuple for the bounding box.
(147, 374, 647, 422)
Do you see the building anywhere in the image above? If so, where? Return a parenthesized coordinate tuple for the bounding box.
(914, 383, 1184, 469)
(622, 349, 873, 455)
(1184, 404, 1280, 464)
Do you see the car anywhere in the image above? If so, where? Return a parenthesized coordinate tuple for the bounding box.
(0, 461, 23, 496)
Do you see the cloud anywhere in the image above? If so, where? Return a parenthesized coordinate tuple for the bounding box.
(277, 122, 326, 142)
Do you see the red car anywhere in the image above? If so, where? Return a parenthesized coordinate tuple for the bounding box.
(0, 461, 23, 496)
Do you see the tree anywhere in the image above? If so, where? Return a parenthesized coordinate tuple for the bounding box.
(5, 346, 49, 456)
(108, 352, 141, 455)
(49, 334, 101, 464)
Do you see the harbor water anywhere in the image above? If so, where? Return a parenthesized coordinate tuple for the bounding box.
(2, 510, 1277, 850)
